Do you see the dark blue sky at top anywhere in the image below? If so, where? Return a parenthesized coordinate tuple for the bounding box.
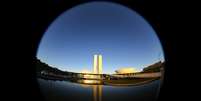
(37, 2, 164, 74)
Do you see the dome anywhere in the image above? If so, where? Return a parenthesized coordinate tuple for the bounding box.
(115, 67, 139, 74)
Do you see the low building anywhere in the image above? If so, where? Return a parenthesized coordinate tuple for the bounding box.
(80, 69, 101, 79)
(115, 67, 139, 74)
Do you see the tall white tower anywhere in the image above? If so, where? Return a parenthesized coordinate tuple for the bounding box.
(93, 54, 102, 74)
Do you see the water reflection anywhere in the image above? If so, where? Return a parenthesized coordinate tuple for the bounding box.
(38, 78, 160, 101)
(77, 79, 103, 85)
(78, 80, 102, 84)
(79, 80, 103, 101)
(93, 85, 102, 101)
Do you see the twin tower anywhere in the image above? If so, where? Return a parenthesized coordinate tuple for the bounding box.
(93, 55, 102, 74)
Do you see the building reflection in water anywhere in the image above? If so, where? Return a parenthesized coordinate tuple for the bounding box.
(79, 80, 102, 101)
(93, 85, 102, 101)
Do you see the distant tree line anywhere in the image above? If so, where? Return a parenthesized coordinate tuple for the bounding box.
(34, 57, 73, 76)
(142, 61, 165, 73)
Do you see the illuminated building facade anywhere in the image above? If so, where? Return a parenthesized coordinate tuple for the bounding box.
(93, 55, 102, 74)
(115, 67, 139, 74)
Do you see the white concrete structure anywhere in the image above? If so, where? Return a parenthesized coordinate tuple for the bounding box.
(93, 55, 102, 74)
(115, 67, 139, 74)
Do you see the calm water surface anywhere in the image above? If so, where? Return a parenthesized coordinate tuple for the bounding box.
(38, 78, 160, 101)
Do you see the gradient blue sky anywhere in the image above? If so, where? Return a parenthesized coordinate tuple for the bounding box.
(37, 2, 164, 74)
